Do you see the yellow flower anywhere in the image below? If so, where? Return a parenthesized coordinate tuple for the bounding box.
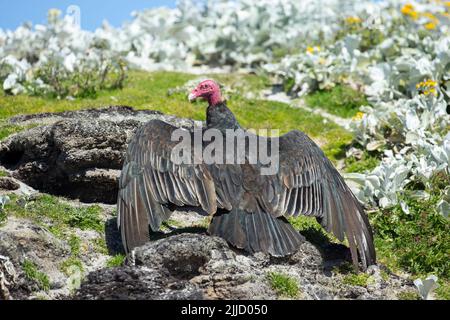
(306, 46, 321, 54)
(352, 112, 365, 121)
(401, 4, 418, 20)
(401, 4, 413, 14)
(345, 16, 362, 24)
(424, 22, 437, 30)
(416, 79, 438, 96)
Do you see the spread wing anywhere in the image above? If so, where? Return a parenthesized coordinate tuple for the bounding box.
(263, 130, 376, 269)
(117, 120, 217, 253)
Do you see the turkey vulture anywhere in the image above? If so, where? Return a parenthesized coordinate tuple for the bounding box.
(117, 80, 376, 270)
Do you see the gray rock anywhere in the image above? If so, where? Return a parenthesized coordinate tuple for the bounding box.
(0, 106, 202, 204)
(0, 255, 17, 300)
(74, 233, 415, 300)
(73, 266, 204, 300)
(0, 217, 70, 299)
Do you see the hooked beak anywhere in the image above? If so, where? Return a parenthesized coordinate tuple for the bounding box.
(188, 93, 197, 102)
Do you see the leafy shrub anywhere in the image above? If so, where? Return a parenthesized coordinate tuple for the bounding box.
(371, 193, 450, 279)
(33, 55, 127, 99)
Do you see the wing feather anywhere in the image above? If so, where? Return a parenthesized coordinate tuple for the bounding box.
(117, 120, 217, 253)
(263, 130, 376, 269)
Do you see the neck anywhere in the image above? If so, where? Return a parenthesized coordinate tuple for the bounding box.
(208, 91, 222, 106)
(206, 101, 240, 130)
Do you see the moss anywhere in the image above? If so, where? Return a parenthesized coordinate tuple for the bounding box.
(342, 273, 374, 287)
(22, 259, 51, 292)
(0, 170, 8, 177)
(106, 254, 126, 268)
(397, 291, 421, 300)
(305, 85, 369, 118)
(266, 272, 300, 299)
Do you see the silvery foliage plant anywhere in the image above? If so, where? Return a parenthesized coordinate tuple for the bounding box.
(0, 0, 397, 96)
(348, 94, 449, 217)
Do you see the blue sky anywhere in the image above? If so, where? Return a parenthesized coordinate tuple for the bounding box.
(0, 0, 176, 31)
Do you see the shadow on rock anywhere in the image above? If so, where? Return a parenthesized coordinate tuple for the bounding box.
(104, 218, 125, 256)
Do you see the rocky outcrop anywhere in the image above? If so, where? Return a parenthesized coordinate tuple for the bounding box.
(0, 106, 202, 204)
(74, 233, 416, 300)
(0, 106, 419, 301)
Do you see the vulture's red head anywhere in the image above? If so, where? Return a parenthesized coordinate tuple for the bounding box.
(188, 80, 222, 106)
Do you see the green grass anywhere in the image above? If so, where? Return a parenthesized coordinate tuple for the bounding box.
(397, 291, 421, 300)
(266, 272, 300, 299)
(0, 208, 7, 226)
(288, 215, 337, 246)
(0, 123, 27, 140)
(436, 283, 450, 300)
(371, 197, 449, 279)
(4, 195, 107, 287)
(161, 219, 184, 231)
(370, 174, 450, 299)
(22, 259, 51, 292)
(60, 257, 84, 276)
(106, 254, 126, 268)
(0, 71, 352, 161)
(342, 273, 374, 287)
(344, 150, 380, 173)
(68, 234, 81, 256)
(92, 237, 109, 255)
(4, 194, 104, 236)
(305, 85, 369, 118)
(0, 121, 39, 141)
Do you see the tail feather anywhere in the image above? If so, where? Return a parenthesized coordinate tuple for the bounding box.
(208, 208, 304, 256)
